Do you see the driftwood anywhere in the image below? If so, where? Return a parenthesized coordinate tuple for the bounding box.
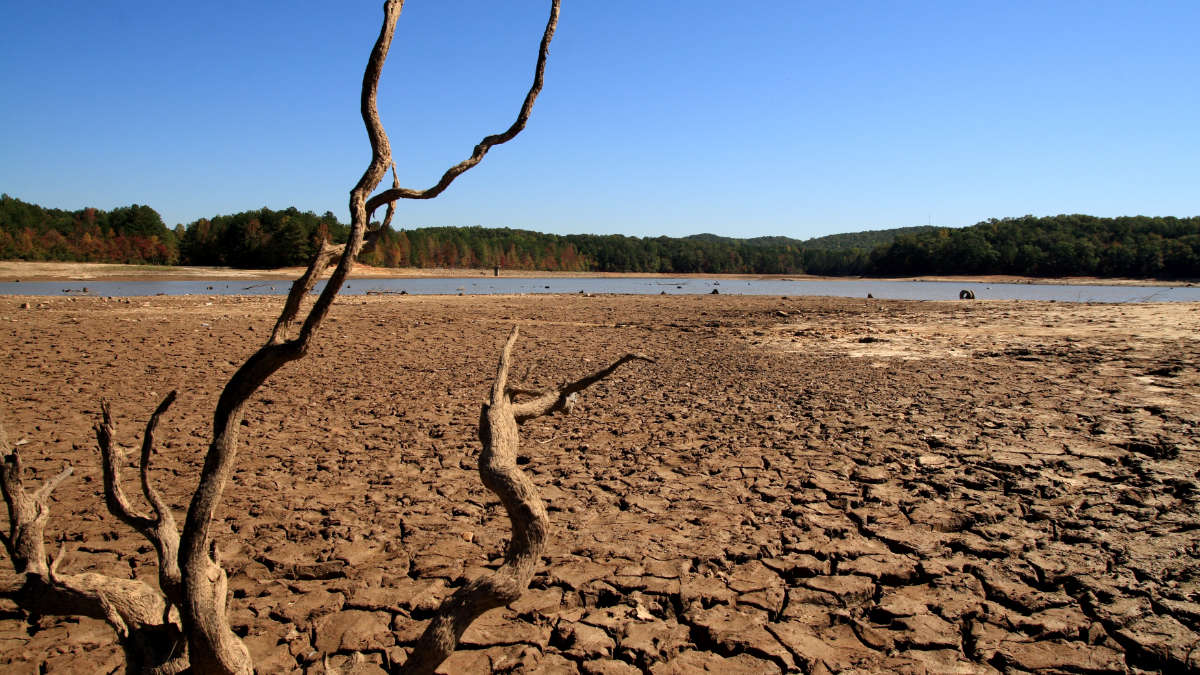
(2, 1, 563, 673)
(400, 328, 652, 674)
(2, 411, 188, 674)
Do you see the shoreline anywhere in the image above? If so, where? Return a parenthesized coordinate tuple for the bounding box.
(0, 260, 1190, 287)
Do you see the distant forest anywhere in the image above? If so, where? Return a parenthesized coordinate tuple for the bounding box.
(0, 194, 179, 265)
(2, 194, 1198, 279)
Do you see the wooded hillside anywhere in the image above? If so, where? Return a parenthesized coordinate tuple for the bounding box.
(0, 194, 178, 265)
(4, 195, 1197, 278)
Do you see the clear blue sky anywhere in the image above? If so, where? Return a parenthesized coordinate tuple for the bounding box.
(2, 1, 1197, 239)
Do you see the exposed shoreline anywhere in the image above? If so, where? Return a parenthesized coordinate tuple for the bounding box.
(0, 260, 1189, 287)
(1, 293, 1198, 670)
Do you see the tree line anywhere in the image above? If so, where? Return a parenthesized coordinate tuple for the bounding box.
(3, 194, 1198, 278)
(871, 214, 1200, 279)
(178, 207, 348, 269)
(0, 194, 179, 264)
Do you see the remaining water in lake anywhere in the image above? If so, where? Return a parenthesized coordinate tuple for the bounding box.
(1, 278, 1196, 303)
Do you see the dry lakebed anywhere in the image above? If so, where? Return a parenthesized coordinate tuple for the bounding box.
(1, 293, 1198, 673)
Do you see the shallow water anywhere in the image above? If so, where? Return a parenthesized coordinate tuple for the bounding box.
(1, 277, 1197, 302)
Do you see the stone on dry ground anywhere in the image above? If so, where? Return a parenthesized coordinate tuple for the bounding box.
(1, 294, 1198, 673)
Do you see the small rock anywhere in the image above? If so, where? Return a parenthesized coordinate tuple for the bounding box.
(801, 575, 875, 604)
(460, 611, 550, 650)
(581, 659, 642, 675)
(1115, 613, 1200, 670)
(993, 638, 1125, 673)
(560, 622, 616, 659)
(314, 610, 392, 653)
(917, 453, 948, 468)
(685, 605, 793, 670)
(851, 465, 889, 484)
(894, 612, 960, 650)
(650, 650, 783, 674)
(617, 618, 689, 665)
(549, 560, 613, 590)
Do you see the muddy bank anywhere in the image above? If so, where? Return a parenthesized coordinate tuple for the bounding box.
(1, 294, 1198, 672)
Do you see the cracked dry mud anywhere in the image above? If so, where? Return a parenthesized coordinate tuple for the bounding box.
(1, 294, 1198, 674)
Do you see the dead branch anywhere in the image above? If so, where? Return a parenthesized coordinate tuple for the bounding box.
(363, 0, 561, 215)
(177, 3, 410, 668)
(0, 439, 71, 577)
(96, 392, 183, 608)
(398, 327, 650, 675)
(511, 352, 654, 423)
(1, 431, 186, 674)
(270, 163, 399, 345)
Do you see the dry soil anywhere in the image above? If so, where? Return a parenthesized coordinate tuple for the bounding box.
(1, 293, 1198, 673)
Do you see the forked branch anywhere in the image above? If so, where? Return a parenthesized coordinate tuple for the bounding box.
(96, 392, 183, 607)
(363, 0, 561, 215)
(1, 426, 185, 674)
(0, 434, 72, 576)
(398, 327, 651, 675)
(177, 2, 411, 668)
(270, 164, 400, 345)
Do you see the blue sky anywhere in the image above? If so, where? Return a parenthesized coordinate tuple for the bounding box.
(2, 1, 1197, 239)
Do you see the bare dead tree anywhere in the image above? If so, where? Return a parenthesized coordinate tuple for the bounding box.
(400, 327, 652, 674)
(2, 1, 562, 673)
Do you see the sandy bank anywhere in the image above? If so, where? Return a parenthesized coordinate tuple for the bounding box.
(0, 260, 1186, 287)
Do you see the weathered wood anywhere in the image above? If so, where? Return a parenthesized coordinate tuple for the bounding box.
(399, 327, 650, 674)
(1, 431, 186, 675)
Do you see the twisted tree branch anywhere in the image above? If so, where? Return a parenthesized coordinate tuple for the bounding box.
(398, 327, 650, 674)
(269, 163, 400, 345)
(181, 1, 564, 671)
(96, 392, 184, 608)
(1, 436, 185, 674)
(1, 448, 69, 576)
(511, 352, 655, 423)
(363, 0, 560, 216)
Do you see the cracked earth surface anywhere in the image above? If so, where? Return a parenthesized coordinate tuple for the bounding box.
(1, 294, 1198, 673)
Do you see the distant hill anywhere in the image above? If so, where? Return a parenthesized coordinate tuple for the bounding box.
(682, 226, 936, 251)
(872, 215, 1200, 279)
(798, 226, 937, 251)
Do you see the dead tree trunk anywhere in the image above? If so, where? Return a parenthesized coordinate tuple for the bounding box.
(399, 327, 651, 674)
(2, 2, 562, 673)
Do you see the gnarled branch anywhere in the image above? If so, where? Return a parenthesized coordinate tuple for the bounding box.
(4, 1, 562, 671)
(398, 327, 650, 675)
(270, 163, 399, 345)
(1, 433, 186, 674)
(511, 352, 654, 423)
(96, 392, 183, 608)
(1, 442, 71, 576)
(179, 4, 409, 668)
(363, 0, 560, 216)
